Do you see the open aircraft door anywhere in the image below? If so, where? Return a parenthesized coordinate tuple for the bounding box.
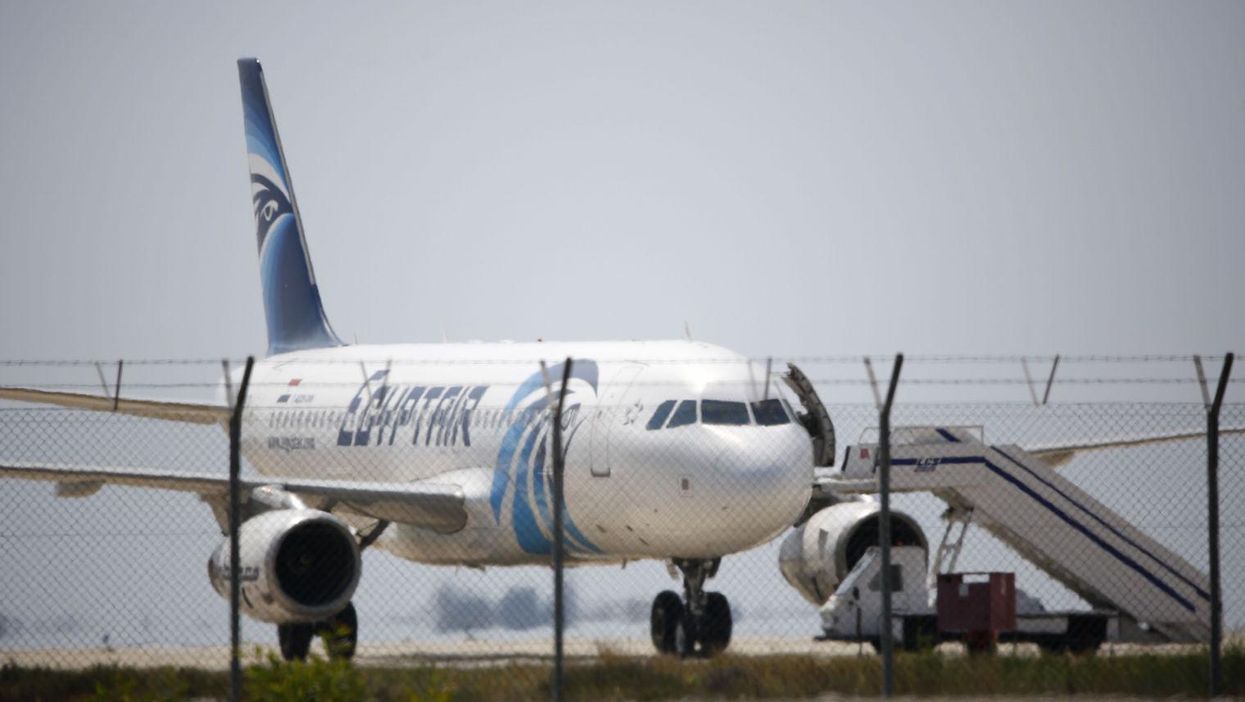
(589, 363, 645, 477)
(784, 363, 836, 467)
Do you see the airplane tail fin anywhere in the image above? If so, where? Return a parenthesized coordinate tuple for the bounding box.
(238, 58, 342, 356)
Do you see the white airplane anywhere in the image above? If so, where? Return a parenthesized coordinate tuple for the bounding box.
(0, 59, 1235, 660)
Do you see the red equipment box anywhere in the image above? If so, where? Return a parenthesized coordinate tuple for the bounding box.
(937, 572, 1016, 639)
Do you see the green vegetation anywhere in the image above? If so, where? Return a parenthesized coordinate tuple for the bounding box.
(1, 647, 1242, 701)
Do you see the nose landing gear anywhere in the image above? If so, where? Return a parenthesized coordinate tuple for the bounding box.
(650, 558, 732, 657)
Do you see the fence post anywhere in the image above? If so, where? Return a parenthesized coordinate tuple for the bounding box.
(878, 354, 903, 698)
(228, 356, 255, 702)
(550, 358, 573, 702)
(1207, 352, 1233, 697)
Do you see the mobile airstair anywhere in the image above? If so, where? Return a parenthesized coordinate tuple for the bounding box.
(829, 427, 1210, 644)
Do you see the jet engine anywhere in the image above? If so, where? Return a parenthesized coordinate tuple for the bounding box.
(208, 509, 360, 624)
(778, 501, 927, 605)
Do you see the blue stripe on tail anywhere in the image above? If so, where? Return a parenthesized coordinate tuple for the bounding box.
(238, 58, 342, 356)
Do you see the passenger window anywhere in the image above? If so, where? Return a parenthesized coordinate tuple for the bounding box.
(751, 399, 791, 426)
(701, 400, 750, 426)
(666, 400, 697, 428)
(646, 400, 676, 430)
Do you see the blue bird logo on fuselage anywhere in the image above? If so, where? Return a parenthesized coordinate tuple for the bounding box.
(491, 360, 603, 555)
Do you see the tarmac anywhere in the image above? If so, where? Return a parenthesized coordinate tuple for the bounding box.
(1, 635, 863, 670)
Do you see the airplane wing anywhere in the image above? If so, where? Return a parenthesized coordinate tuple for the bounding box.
(1026, 426, 1245, 467)
(0, 387, 230, 425)
(0, 461, 467, 533)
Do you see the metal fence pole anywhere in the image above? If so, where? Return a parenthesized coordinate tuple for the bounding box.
(228, 356, 255, 702)
(551, 358, 573, 702)
(1207, 352, 1233, 697)
(878, 353, 903, 698)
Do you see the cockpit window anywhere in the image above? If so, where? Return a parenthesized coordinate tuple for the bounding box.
(646, 400, 676, 430)
(751, 399, 791, 426)
(666, 400, 698, 428)
(701, 400, 750, 426)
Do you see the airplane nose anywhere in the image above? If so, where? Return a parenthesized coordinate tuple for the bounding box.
(709, 426, 813, 535)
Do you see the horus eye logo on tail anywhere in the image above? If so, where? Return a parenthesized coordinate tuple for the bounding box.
(251, 171, 293, 247)
(490, 360, 602, 555)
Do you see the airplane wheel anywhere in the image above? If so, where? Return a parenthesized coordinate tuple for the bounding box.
(650, 591, 684, 655)
(318, 602, 358, 660)
(278, 623, 314, 661)
(699, 592, 732, 656)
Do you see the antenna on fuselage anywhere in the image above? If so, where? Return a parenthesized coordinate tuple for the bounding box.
(683, 321, 693, 341)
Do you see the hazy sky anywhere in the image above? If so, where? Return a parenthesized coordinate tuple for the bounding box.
(1, 1, 1242, 361)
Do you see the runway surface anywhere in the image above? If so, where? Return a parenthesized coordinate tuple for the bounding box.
(1, 635, 859, 670)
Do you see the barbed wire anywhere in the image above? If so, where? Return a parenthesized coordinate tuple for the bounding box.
(0, 359, 238, 367)
(0, 401, 1232, 415)
(0, 531, 219, 539)
(0, 353, 1235, 367)
(1, 377, 1240, 392)
(4, 519, 1245, 540)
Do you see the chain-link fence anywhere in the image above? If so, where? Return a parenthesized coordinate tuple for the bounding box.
(0, 353, 1240, 698)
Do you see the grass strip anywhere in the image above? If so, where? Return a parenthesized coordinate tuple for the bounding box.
(1, 646, 1241, 701)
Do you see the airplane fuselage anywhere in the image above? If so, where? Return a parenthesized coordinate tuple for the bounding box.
(238, 339, 814, 567)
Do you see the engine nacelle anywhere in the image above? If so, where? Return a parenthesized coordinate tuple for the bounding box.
(778, 501, 927, 606)
(208, 509, 361, 624)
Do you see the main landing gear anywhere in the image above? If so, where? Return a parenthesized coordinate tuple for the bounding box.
(650, 558, 732, 657)
(277, 601, 358, 661)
